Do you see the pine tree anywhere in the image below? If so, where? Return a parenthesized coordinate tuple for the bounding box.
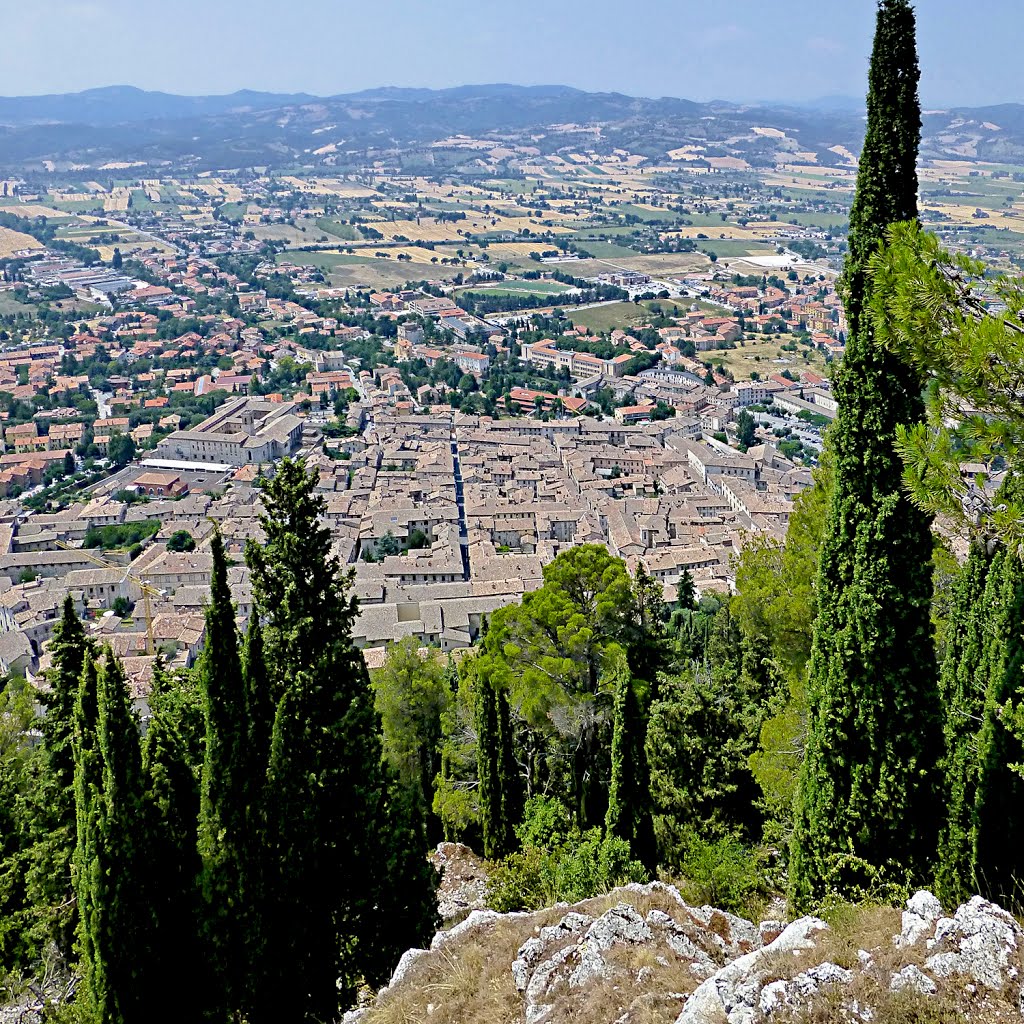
(74, 649, 147, 1024)
(604, 648, 656, 871)
(790, 0, 942, 908)
(249, 459, 437, 1022)
(197, 531, 252, 1020)
(935, 545, 991, 905)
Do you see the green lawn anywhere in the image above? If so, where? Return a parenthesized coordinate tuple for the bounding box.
(565, 301, 652, 333)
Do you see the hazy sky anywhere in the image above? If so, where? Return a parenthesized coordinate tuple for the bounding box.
(1, 1, 1016, 107)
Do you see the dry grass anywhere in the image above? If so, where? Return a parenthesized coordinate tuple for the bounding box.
(0, 227, 42, 257)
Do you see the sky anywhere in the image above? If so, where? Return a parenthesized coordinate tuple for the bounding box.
(0, 0, 1017, 107)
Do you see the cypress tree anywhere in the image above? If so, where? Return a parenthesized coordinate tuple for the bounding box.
(139, 659, 205, 1014)
(71, 656, 101, 994)
(42, 597, 90, 815)
(790, 0, 943, 908)
(935, 544, 991, 905)
(604, 648, 656, 871)
(973, 549, 1024, 908)
(249, 459, 437, 1022)
(75, 649, 147, 1024)
(475, 663, 503, 860)
(197, 531, 251, 1019)
(474, 661, 519, 860)
(496, 682, 521, 848)
(29, 597, 92, 956)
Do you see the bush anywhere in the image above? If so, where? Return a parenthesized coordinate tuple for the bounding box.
(166, 530, 195, 553)
(486, 796, 648, 912)
(672, 832, 772, 918)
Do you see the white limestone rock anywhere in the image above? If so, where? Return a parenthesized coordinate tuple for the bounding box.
(890, 964, 937, 996)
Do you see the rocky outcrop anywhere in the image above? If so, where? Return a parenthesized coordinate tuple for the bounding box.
(429, 842, 490, 923)
(363, 886, 1024, 1024)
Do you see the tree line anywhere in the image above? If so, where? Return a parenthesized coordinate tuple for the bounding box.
(0, 460, 437, 1023)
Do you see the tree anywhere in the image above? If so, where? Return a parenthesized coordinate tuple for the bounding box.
(197, 532, 252, 1020)
(736, 409, 756, 450)
(111, 247, 123, 270)
(139, 660, 205, 1015)
(790, 0, 943, 909)
(482, 545, 636, 826)
(736, 447, 833, 827)
(107, 433, 136, 468)
(676, 569, 697, 611)
(63, 450, 75, 476)
(166, 530, 195, 553)
(247, 459, 437, 1021)
(474, 660, 514, 860)
(604, 646, 656, 871)
(870, 223, 1024, 546)
(74, 649, 148, 1024)
(372, 638, 452, 843)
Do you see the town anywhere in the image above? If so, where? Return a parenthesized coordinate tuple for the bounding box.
(0, 112, 1012, 693)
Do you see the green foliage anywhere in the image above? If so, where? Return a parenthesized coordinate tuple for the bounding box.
(479, 545, 638, 827)
(250, 458, 438, 1019)
(166, 530, 195, 553)
(936, 541, 1024, 910)
(74, 649, 147, 1024)
(83, 519, 159, 551)
(647, 606, 775, 868)
(736, 446, 833, 824)
(106, 433, 136, 468)
(485, 797, 647, 913)
(790, 0, 943, 910)
(372, 638, 452, 843)
(604, 646, 656, 871)
(870, 222, 1024, 547)
(736, 409, 756, 449)
(197, 532, 253, 1019)
(672, 832, 772, 918)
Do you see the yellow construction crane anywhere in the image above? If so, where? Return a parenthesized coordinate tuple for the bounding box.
(54, 540, 164, 655)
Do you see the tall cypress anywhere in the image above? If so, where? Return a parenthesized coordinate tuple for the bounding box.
(197, 531, 251, 1020)
(31, 597, 92, 956)
(75, 649, 147, 1024)
(249, 459, 437, 1022)
(42, 597, 90, 816)
(972, 549, 1024, 908)
(790, 0, 942, 908)
(139, 659, 205, 1014)
(475, 663, 503, 860)
(605, 650, 656, 871)
(935, 544, 992, 905)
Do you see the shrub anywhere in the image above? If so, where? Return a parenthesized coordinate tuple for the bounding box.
(486, 796, 648, 912)
(672, 832, 772, 918)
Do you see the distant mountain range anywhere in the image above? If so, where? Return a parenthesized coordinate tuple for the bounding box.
(0, 83, 1019, 174)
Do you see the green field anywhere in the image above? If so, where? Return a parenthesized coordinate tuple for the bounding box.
(457, 280, 573, 300)
(314, 217, 359, 241)
(276, 250, 447, 288)
(0, 291, 35, 315)
(698, 239, 776, 258)
(565, 301, 651, 333)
